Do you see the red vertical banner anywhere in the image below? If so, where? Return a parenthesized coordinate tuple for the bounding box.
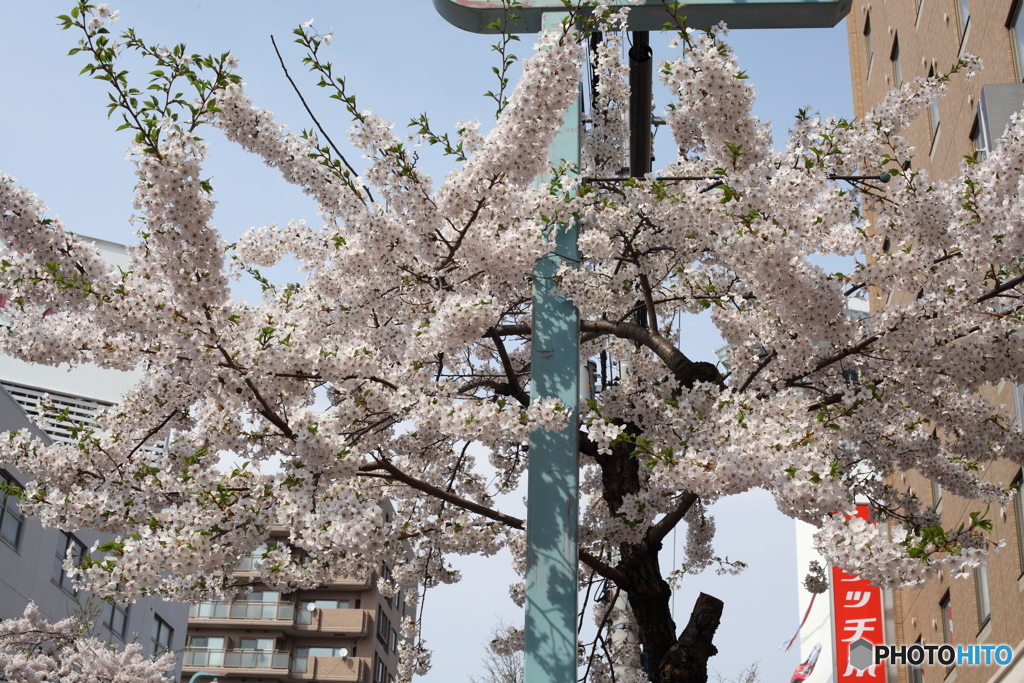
(832, 505, 888, 683)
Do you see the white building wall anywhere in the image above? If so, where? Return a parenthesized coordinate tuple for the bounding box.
(795, 519, 836, 683)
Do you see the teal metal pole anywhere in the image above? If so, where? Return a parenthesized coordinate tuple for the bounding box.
(524, 11, 581, 683)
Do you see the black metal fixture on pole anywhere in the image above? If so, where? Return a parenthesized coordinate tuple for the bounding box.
(628, 31, 653, 179)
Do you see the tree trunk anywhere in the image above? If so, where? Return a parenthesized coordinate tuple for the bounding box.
(658, 593, 724, 683)
(587, 422, 723, 683)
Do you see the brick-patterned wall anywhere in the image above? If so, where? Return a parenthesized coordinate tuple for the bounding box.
(847, 4, 1024, 683)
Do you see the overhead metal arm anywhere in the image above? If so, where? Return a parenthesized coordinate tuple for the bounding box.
(432, 0, 852, 34)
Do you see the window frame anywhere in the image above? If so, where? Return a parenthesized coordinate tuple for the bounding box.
(890, 35, 903, 89)
(1013, 470, 1024, 578)
(957, 0, 971, 43)
(908, 636, 925, 683)
(239, 637, 276, 651)
(152, 614, 174, 656)
(0, 470, 23, 551)
(927, 67, 941, 154)
(864, 13, 874, 77)
(970, 114, 988, 161)
(101, 600, 130, 640)
(51, 531, 86, 597)
(377, 606, 391, 643)
(940, 591, 955, 673)
(1012, 1, 1024, 83)
(975, 564, 991, 630)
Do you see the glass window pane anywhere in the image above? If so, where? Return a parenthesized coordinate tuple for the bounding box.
(2, 509, 22, 546)
(1016, 5, 1024, 82)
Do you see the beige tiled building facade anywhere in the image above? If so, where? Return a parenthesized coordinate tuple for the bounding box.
(847, 3, 1024, 683)
(181, 537, 406, 683)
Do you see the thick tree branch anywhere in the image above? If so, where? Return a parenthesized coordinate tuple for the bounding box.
(361, 459, 523, 527)
(487, 329, 530, 407)
(977, 272, 1024, 303)
(737, 349, 776, 393)
(581, 320, 722, 389)
(359, 458, 628, 584)
(647, 492, 699, 546)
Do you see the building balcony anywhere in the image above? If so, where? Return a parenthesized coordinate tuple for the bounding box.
(290, 655, 366, 682)
(181, 649, 367, 682)
(182, 648, 290, 674)
(189, 601, 371, 637)
(189, 600, 295, 625)
(293, 607, 371, 636)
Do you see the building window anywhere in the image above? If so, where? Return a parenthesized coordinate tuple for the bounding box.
(390, 628, 398, 653)
(240, 637, 276, 650)
(1014, 470, 1024, 576)
(374, 655, 387, 683)
(378, 606, 391, 641)
(891, 36, 903, 88)
(971, 115, 989, 161)
(975, 564, 991, 629)
(927, 67, 941, 152)
(152, 615, 173, 655)
(297, 646, 349, 658)
(51, 532, 86, 596)
(957, 0, 970, 42)
(0, 471, 23, 550)
(931, 477, 943, 512)
(187, 636, 225, 666)
(940, 591, 955, 672)
(101, 601, 129, 640)
(244, 590, 280, 602)
(1011, 1, 1024, 82)
(864, 14, 874, 76)
(908, 636, 925, 683)
(300, 598, 350, 610)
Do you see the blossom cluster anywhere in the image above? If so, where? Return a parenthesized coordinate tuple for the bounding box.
(0, 602, 175, 682)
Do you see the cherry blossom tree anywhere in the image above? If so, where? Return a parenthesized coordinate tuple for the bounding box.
(0, 602, 175, 682)
(1, 2, 1023, 682)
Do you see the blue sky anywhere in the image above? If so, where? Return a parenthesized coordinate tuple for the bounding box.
(0, 3, 854, 682)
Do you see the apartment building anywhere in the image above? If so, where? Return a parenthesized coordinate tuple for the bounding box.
(181, 539, 406, 683)
(0, 236, 188, 677)
(845, 3, 1024, 683)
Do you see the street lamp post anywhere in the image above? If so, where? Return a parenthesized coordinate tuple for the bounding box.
(432, 3, 852, 681)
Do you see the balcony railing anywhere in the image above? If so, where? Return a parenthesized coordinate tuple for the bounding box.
(183, 648, 290, 670)
(189, 600, 295, 621)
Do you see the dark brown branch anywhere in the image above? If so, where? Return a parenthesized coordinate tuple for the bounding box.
(778, 333, 881, 389)
(361, 459, 524, 528)
(487, 330, 529, 407)
(646, 492, 699, 546)
(359, 459, 627, 584)
(637, 272, 660, 335)
(977, 272, 1024, 303)
(126, 409, 179, 459)
(581, 320, 722, 389)
(486, 324, 531, 337)
(737, 350, 776, 393)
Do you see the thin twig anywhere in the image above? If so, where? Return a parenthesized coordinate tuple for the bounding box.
(270, 34, 374, 204)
